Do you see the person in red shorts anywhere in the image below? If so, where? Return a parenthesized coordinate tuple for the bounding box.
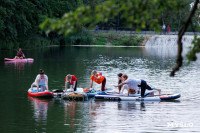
(65, 74, 77, 92)
(90, 70, 106, 91)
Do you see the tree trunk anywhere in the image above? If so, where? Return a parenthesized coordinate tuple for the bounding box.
(170, 0, 199, 76)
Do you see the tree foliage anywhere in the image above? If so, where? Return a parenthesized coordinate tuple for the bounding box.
(41, 0, 187, 35)
(0, 0, 84, 49)
(40, 0, 200, 76)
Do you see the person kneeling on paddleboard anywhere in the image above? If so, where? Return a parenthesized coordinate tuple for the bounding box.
(65, 74, 77, 92)
(90, 70, 106, 91)
(31, 69, 49, 93)
(114, 74, 161, 97)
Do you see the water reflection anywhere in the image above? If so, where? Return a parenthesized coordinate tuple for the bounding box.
(28, 96, 53, 125)
(4, 61, 34, 72)
(117, 101, 148, 112)
(64, 101, 77, 127)
(89, 101, 105, 116)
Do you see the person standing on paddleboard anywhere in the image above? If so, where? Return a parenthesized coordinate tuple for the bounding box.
(90, 70, 106, 91)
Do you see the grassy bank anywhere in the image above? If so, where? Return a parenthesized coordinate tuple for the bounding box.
(0, 30, 145, 50)
(93, 32, 144, 46)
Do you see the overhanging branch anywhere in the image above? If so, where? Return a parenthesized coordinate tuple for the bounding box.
(170, 0, 199, 76)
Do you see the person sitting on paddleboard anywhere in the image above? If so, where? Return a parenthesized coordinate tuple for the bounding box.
(15, 48, 25, 59)
(31, 69, 49, 93)
(114, 74, 161, 97)
(90, 70, 106, 91)
(65, 74, 77, 92)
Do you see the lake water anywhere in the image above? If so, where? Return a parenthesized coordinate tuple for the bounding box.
(0, 46, 200, 133)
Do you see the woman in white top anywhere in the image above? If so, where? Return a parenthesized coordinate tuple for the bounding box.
(31, 69, 48, 92)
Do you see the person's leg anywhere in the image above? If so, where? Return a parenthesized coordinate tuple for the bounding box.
(101, 77, 106, 91)
(157, 89, 161, 95)
(146, 84, 152, 90)
(146, 84, 155, 95)
(73, 81, 77, 91)
(140, 80, 147, 97)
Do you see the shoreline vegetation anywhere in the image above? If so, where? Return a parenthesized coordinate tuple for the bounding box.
(93, 32, 145, 46)
(0, 30, 146, 50)
(1, 0, 197, 51)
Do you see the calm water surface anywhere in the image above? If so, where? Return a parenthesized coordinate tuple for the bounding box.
(0, 46, 200, 133)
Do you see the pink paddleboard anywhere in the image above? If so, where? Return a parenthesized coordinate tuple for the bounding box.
(4, 58, 34, 62)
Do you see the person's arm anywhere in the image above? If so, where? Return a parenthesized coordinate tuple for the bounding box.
(90, 79, 93, 88)
(72, 81, 76, 92)
(114, 82, 126, 88)
(31, 82, 34, 89)
(45, 79, 48, 91)
(37, 80, 39, 93)
(120, 86, 124, 94)
(127, 88, 130, 96)
(65, 81, 68, 91)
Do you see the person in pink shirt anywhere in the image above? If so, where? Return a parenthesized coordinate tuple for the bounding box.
(65, 74, 77, 92)
(167, 25, 170, 33)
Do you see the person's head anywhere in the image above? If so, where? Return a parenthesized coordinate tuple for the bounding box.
(122, 74, 128, 81)
(66, 74, 72, 81)
(91, 70, 97, 76)
(117, 73, 123, 80)
(19, 48, 21, 51)
(39, 69, 45, 78)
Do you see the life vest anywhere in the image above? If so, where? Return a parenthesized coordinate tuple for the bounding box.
(17, 51, 24, 57)
(91, 74, 104, 84)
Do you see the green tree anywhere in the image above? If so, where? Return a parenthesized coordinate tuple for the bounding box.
(0, 0, 84, 49)
(40, 0, 200, 76)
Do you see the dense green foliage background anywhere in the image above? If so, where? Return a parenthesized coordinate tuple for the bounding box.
(0, 0, 196, 49)
(0, 0, 84, 49)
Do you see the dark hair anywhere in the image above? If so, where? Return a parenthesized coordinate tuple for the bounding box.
(39, 69, 44, 74)
(117, 73, 123, 77)
(122, 74, 128, 79)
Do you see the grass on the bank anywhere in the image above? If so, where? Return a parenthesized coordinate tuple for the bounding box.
(0, 30, 144, 50)
(93, 32, 144, 46)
